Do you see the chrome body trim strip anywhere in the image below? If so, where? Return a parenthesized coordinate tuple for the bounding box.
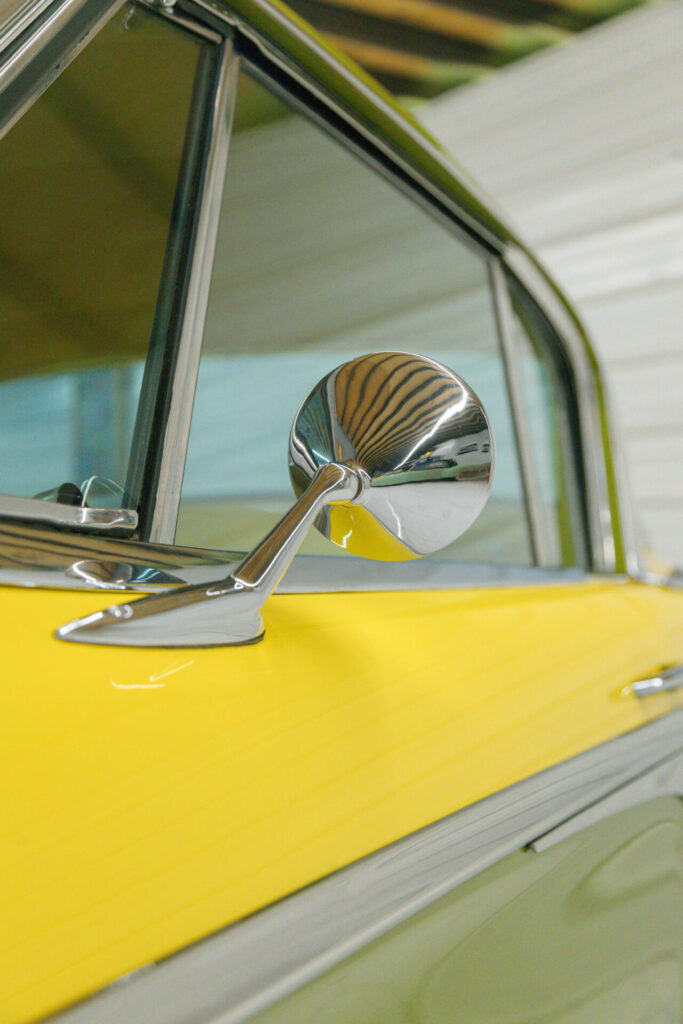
(49, 710, 683, 1024)
(0, 517, 239, 580)
(628, 662, 683, 699)
(0, 561, 592, 593)
(529, 750, 683, 852)
(147, 41, 238, 544)
(0, 517, 595, 592)
(0, 495, 137, 532)
(490, 260, 552, 566)
(3, 517, 678, 595)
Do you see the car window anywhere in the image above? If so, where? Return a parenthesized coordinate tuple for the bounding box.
(507, 276, 588, 568)
(176, 70, 533, 566)
(0, 3, 206, 511)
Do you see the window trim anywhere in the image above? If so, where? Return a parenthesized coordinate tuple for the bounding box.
(504, 270, 591, 569)
(0, 512, 600, 592)
(490, 259, 551, 566)
(169, 0, 628, 575)
(138, 37, 237, 542)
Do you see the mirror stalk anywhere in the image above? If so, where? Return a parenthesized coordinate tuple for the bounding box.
(236, 462, 360, 590)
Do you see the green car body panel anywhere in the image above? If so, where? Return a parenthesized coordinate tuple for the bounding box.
(251, 798, 683, 1023)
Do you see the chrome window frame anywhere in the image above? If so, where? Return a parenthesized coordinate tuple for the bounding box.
(143, 37, 238, 541)
(0, 0, 56, 52)
(0, 0, 229, 539)
(0, 0, 634, 589)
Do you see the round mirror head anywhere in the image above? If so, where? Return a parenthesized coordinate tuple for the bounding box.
(289, 351, 494, 561)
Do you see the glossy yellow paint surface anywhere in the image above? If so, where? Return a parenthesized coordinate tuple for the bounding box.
(0, 579, 681, 1023)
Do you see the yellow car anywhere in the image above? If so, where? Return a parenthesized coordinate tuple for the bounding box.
(0, 0, 681, 1021)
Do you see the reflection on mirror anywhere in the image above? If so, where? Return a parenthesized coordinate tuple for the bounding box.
(58, 352, 493, 648)
(290, 352, 493, 560)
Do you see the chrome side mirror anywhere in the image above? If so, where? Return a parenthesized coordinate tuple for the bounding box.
(58, 353, 493, 648)
(290, 351, 492, 560)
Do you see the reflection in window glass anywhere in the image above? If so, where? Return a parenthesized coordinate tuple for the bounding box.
(177, 73, 532, 566)
(508, 278, 587, 567)
(0, 4, 204, 506)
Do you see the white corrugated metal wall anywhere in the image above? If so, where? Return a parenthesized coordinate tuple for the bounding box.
(420, 0, 683, 569)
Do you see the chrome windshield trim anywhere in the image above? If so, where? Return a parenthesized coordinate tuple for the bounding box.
(147, 41, 238, 544)
(0, 0, 55, 51)
(0, 0, 125, 142)
(0, 494, 137, 532)
(49, 710, 683, 1024)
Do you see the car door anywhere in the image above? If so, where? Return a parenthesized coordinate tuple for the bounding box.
(0, 2, 681, 1023)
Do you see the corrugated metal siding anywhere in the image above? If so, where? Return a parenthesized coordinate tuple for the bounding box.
(421, 0, 683, 568)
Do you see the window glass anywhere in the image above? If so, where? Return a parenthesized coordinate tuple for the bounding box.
(0, 4, 205, 509)
(177, 72, 532, 566)
(507, 277, 587, 567)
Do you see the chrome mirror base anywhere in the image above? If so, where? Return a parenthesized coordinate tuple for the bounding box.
(56, 462, 360, 648)
(57, 584, 266, 648)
